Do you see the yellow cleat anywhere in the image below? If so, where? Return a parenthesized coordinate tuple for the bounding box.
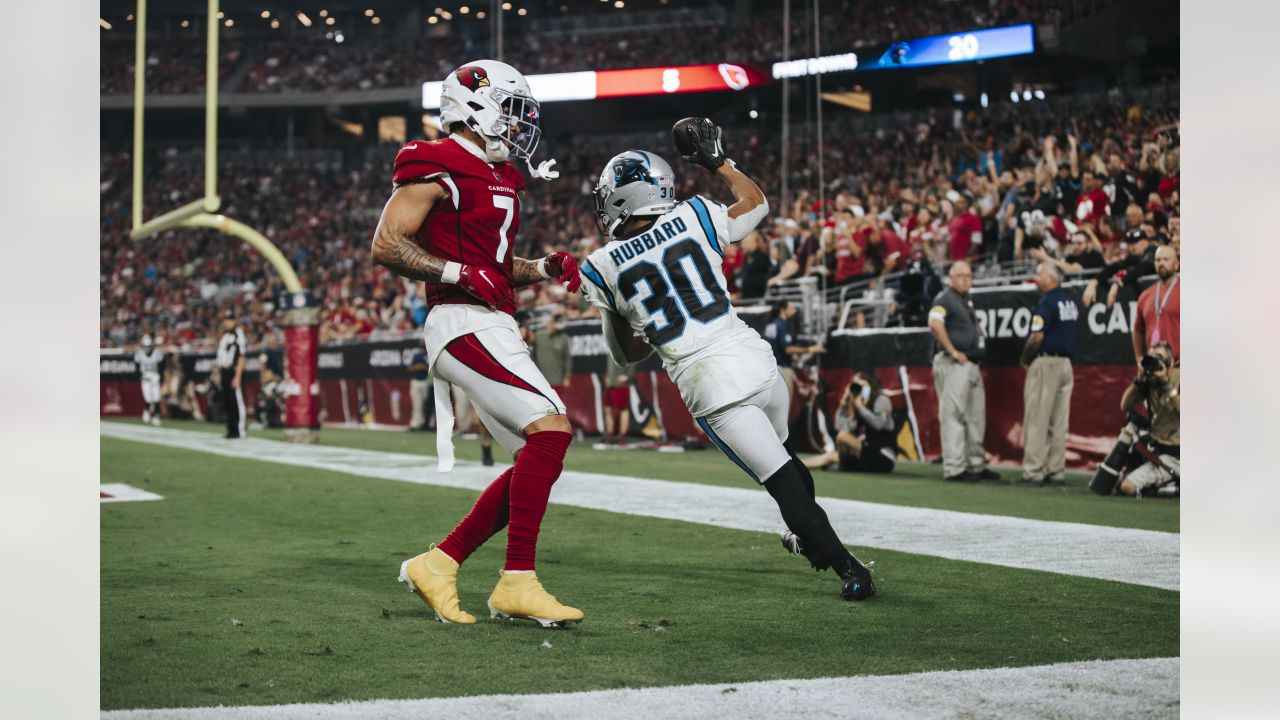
(398, 546, 476, 625)
(487, 571, 584, 628)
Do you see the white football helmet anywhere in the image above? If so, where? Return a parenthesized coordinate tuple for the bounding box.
(593, 151, 677, 237)
(439, 59, 541, 164)
(141, 335, 153, 348)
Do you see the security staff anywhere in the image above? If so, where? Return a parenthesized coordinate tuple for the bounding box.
(215, 310, 247, 439)
(1019, 262, 1079, 485)
(929, 261, 998, 482)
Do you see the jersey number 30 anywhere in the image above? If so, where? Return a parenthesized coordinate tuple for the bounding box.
(617, 238, 730, 346)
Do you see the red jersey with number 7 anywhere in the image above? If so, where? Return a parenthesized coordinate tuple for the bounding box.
(391, 137, 525, 315)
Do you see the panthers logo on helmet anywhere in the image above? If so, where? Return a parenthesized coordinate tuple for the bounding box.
(456, 66, 491, 90)
(612, 157, 655, 187)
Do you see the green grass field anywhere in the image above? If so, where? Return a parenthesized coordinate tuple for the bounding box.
(100, 421, 1178, 711)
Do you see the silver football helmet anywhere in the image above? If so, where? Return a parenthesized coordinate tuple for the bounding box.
(593, 150, 677, 237)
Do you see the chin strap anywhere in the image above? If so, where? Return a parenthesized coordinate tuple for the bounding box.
(528, 158, 560, 181)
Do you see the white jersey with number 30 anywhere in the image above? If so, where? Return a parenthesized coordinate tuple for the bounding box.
(580, 195, 775, 417)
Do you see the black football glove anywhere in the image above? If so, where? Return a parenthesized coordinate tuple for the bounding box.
(680, 118, 727, 172)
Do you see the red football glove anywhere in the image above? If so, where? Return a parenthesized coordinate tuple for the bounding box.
(456, 264, 509, 310)
(542, 251, 582, 293)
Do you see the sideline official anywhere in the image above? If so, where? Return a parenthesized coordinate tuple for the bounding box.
(1019, 262, 1079, 485)
(216, 310, 247, 439)
(929, 261, 998, 482)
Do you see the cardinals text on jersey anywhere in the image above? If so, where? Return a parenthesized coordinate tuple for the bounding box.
(580, 196, 776, 416)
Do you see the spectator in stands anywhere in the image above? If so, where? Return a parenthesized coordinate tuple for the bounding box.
(1131, 244, 1180, 362)
(1081, 229, 1156, 307)
(1031, 230, 1105, 275)
(945, 194, 984, 261)
(928, 261, 999, 483)
(1116, 341, 1180, 496)
(407, 344, 431, 432)
(737, 230, 774, 300)
(533, 312, 574, 400)
(1019, 263, 1079, 486)
(803, 373, 897, 474)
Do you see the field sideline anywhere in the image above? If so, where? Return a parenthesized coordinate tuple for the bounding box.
(100, 420, 1178, 716)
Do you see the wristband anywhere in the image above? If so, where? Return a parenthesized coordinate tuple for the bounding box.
(536, 258, 553, 279)
(441, 261, 462, 284)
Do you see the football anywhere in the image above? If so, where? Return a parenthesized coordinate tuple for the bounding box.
(671, 116, 704, 155)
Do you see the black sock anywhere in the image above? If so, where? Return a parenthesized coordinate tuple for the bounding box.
(788, 451, 816, 499)
(764, 460, 854, 572)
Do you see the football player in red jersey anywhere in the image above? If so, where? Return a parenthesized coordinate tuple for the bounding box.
(371, 60, 584, 627)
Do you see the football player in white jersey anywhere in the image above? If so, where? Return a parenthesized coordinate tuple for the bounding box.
(578, 119, 875, 601)
(134, 335, 165, 426)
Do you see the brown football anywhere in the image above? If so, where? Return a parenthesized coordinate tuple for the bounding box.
(672, 117, 703, 155)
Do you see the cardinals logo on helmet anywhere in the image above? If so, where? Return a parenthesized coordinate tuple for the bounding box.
(456, 66, 491, 90)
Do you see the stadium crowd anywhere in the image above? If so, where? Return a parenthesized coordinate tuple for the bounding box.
(101, 87, 1179, 353)
(102, 0, 1107, 96)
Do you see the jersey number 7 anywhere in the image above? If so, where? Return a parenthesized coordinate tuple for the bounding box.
(617, 238, 730, 346)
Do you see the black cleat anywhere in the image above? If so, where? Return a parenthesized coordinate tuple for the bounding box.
(835, 555, 877, 601)
(945, 472, 977, 483)
(973, 468, 1003, 482)
(779, 531, 831, 572)
(482, 445, 494, 467)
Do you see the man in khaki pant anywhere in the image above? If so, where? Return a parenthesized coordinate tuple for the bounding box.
(929, 261, 999, 482)
(1019, 262, 1079, 485)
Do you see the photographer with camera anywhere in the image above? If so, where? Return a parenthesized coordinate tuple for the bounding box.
(1132, 244, 1180, 362)
(1089, 341, 1180, 497)
(804, 373, 897, 474)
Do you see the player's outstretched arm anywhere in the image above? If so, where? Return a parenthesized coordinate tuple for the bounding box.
(512, 251, 582, 292)
(716, 161, 768, 221)
(371, 182, 449, 282)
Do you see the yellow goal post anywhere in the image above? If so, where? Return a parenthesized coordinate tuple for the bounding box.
(128, 0, 301, 294)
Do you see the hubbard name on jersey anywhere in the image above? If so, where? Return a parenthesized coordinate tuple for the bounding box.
(580, 195, 775, 417)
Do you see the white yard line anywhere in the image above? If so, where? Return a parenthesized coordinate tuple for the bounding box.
(101, 656, 1178, 720)
(100, 423, 1179, 590)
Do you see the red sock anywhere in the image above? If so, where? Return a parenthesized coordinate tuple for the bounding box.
(437, 467, 513, 565)
(505, 431, 572, 571)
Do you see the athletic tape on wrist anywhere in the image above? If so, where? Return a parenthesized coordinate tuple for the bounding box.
(536, 258, 553, 279)
(441, 261, 462, 284)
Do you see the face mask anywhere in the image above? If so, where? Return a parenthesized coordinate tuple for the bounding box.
(860, 385, 872, 402)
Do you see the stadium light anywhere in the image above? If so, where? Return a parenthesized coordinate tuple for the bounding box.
(335, 31, 345, 43)
(371, 16, 381, 24)
(181, 19, 190, 28)
(319, 10, 329, 18)
(225, 18, 234, 27)
(1033, 89, 1045, 100)
(518, 7, 527, 15)
(126, 14, 133, 20)
(460, 5, 469, 13)
(980, 92, 989, 108)
(271, 19, 280, 28)
(217, 11, 224, 19)
(749, 109, 758, 119)
(365, 9, 375, 17)
(1022, 89, 1031, 100)
(476, 10, 486, 19)
(502, 2, 512, 9)
(614, 1, 625, 7)
(100, 18, 112, 29)
(325, 16, 336, 25)
(428, 16, 438, 24)
(261, 10, 270, 19)
(1010, 90, 1019, 102)
(296, 12, 313, 27)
